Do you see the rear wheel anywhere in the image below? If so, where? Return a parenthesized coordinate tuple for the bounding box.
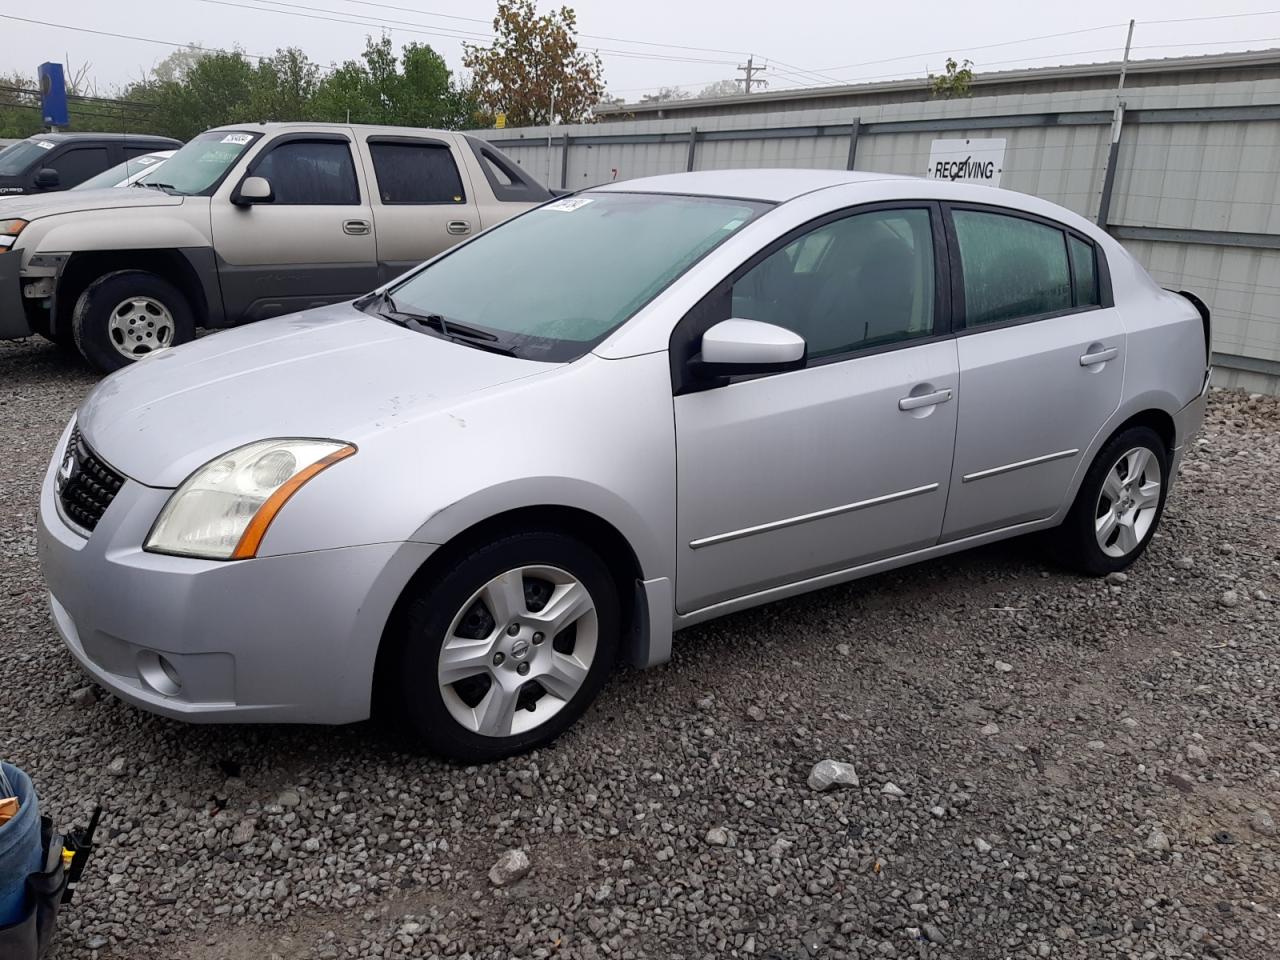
(393, 531, 619, 761)
(72, 270, 194, 373)
(1055, 425, 1169, 575)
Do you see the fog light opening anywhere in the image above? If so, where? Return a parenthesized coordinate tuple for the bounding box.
(137, 650, 182, 697)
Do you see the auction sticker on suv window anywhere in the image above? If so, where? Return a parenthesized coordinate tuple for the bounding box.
(545, 197, 593, 212)
(37, 141, 55, 150)
(221, 133, 253, 145)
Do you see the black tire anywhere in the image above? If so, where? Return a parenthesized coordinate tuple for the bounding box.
(72, 270, 195, 373)
(1055, 425, 1170, 576)
(392, 530, 619, 762)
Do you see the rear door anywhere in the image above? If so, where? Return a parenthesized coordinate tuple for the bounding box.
(940, 205, 1123, 541)
(356, 135, 480, 282)
(210, 132, 379, 322)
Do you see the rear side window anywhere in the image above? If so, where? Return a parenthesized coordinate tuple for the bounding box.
(368, 141, 466, 204)
(48, 147, 110, 188)
(254, 140, 360, 205)
(1069, 235, 1099, 307)
(953, 210, 1071, 326)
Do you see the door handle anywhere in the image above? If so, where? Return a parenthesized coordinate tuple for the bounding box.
(898, 388, 952, 411)
(447, 219, 471, 235)
(1079, 346, 1118, 366)
(343, 219, 371, 236)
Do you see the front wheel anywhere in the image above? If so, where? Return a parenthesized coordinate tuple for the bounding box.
(72, 270, 194, 373)
(1055, 425, 1169, 575)
(393, 531, 619, 761)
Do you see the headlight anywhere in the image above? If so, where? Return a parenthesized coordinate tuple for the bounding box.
(0, 219, 27, 251)
(145, 439, 356, 560)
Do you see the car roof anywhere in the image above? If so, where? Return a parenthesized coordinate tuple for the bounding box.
(208, 122, 457, 137)
(23, 132, 179, 144)
(591, 168, 909, 203)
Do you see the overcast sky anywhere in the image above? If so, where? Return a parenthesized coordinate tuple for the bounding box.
(5, 0, 1280, 101)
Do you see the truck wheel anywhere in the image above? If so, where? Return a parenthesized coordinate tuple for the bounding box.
(72, 270, 194, 373)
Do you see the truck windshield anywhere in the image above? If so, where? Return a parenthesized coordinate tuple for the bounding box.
(385, 192, 770, 362)
(0, 139, 57, 176)
(139, 131, 260, 196)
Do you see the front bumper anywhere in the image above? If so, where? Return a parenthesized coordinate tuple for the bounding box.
(37, 429, 435, 723)
(0, 248, 30, 340)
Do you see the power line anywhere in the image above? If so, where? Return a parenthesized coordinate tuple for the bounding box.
(199, 0, 743, 65)
(0, 13, 280, 63)
(737, 55, 767, 93)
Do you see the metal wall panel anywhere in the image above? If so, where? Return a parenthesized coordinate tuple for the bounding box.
(472, 77, 1280, 388)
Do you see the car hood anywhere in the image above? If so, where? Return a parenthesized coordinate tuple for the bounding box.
(77, 302, 557, 487)
(0, 187, 183, 219)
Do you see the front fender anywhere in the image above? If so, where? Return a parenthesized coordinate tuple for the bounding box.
(35, 214, 211, 253)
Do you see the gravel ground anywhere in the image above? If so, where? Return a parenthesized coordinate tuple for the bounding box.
(2, 335, 1278, 960)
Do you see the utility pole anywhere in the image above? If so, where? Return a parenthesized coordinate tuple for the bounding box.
(737, 55, 767, 94)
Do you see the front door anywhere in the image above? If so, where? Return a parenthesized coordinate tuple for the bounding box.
(940, 206, 1124, 541)
(674, 204, 960, 613)
(211, 134, 378, 323)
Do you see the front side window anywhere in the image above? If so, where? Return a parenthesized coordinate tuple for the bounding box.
(953, 210, 1072, 326)
(369, 141, 465, 204)
(730, 208, 936, 359)
(48, 147, 109, 188)
(139, 130, 260, 196)
(253, 140, 360, 205)
(385, 192, 768, 362)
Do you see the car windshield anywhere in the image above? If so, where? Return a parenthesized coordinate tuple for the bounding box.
(74, 153, 167, 190)
(386, 192, 769, 362)
(0, 138, 58, 176)
(139, 131, 259, 195)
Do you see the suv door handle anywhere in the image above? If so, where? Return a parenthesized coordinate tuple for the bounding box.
(447, 220, 471, 235)
(1080, 346, 1118, 366)
(898, 388, 952, 411)
(343, 219, 371, 236)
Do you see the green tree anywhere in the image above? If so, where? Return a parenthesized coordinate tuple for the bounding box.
(463, 0, 605, 126)
(309, 37, 465, 128)
(929, 57, 974, 99)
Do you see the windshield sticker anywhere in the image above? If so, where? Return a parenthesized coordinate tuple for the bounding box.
(136, 156, 159, 165)
(37, 141, 55, 150)
(545, 197, 593, 212)
(722, 218, 745, 231)
(221, 133, 253, 145)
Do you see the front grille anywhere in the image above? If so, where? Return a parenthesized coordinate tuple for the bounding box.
(57, 426, 125, 532)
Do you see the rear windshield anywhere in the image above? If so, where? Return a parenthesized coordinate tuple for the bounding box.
(388, 192, 770, 362)
(0, 138, 58, 176)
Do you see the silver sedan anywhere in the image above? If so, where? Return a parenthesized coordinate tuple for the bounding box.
(38, 169, 1211, 761)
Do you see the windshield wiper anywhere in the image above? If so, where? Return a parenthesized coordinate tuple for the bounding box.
(370, 291, 515, 355)
(136, 181, 176, 193)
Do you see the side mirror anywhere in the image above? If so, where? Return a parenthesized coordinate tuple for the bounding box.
(233, 175, 273, 205)
(33, 168, 60, 189)
(690, 318, 807, 379)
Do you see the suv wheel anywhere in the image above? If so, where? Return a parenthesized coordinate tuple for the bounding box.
(72, 270, 194, 373)
(392, 531, 619, 761)
(1056, 425, 1169, 575)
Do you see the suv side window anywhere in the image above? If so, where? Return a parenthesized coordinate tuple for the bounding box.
(730, 208, 936, 360)
(253, 140, 360, 205)
(48, 147, 110, 188)
(368, 141, 466, 204)
(952, 210, 1072, 326)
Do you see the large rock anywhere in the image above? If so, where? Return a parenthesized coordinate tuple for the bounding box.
(489, 849, 531, 887)
(807, 759, 859, 791)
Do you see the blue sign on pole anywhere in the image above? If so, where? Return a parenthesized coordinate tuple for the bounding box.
(38, 62, 69, 128)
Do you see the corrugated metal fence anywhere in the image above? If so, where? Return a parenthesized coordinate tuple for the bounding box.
(473, 77, 1280, 393)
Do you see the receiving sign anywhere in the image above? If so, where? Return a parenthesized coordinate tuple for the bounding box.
(925, 138, 1005, 186)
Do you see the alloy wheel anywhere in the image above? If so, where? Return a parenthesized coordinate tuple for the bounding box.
(107, 296, 175, 359)
(437, 564, 598, 738)
(1094, 446, 1162, 558)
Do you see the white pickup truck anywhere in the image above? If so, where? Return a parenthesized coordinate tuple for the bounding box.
(0, 123, 552, 371)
